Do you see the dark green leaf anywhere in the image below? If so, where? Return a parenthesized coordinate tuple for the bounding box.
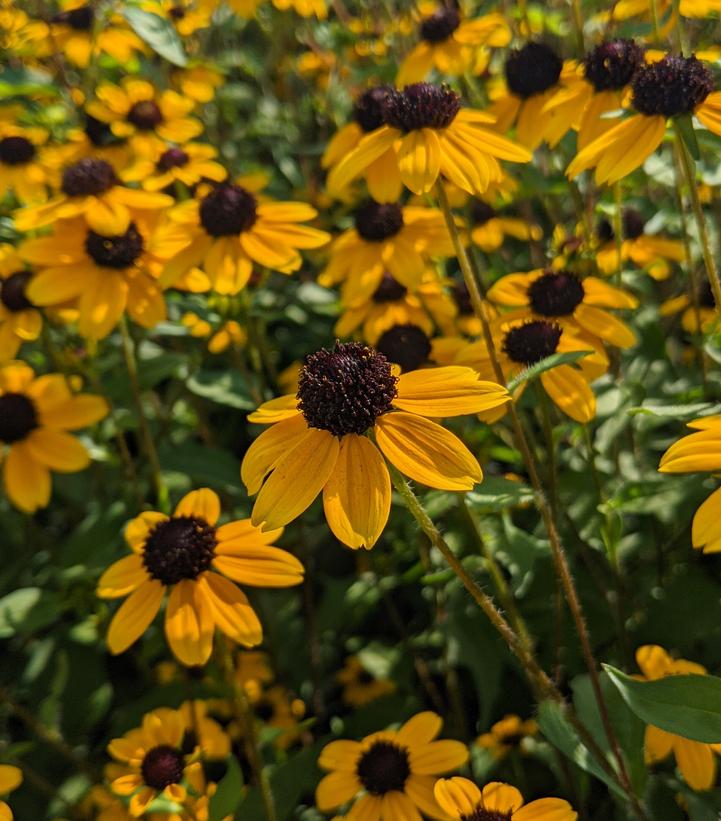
(186, 369, 255, 410)
(465, 476, 534, 513)
(209, 755, 244, 821)
(122, 8, 188, 66)
(507, 350, 591, 393)
(676, 114, 700, 162)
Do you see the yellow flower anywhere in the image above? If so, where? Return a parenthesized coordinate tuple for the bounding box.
(659, 283, 716, 333)
(468, 200, 542, 253)
(172, 65, 225, 104)
(486, 268, 639, 350)
(97, 488, 304, 665)
(273, 0, 327, 18)
(122, 142, 226, 192)
(319, 200, 456, 303)
(434, 777, 577, 821)
(20, 214, 172, 339)
(178, 701, 232, 759)
(475, 715, 538, 760)
(0, 765, 22, 821)
(249, 684, 306, 749)
(236, 649, 274, 694)
(316, 711, 468, 819)
(567, 54, 721, 185)
(182, 312, 247, 353)
(14, 157, 173, 234)
(337, 655, 397, 708)
(0, 245, 42, 361)
(0, 5, 49, 57)
(0, 123, 52, 204)
(659, 414, 721, 553)
(397, 6, 510, 85)
(86, 79, 203, 154)
(143, 0, 213, 35)
(328, 83, 530, 198)
(160, 182, 330, 294)
(636, 645, 721, 790)
(0, 361, 108, 512)
(241, 341, 509, 549)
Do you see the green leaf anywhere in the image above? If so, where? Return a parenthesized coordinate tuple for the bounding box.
(208, 755, 244, 821)
(0, 588, 63, 638)
(465, 476, 534, 512)
(676, 114, 700, 161)
(506, 350, 591, 394)
(604, 664, 721, 743)
(122, 8, 187, 66)
(0, 67, 57, 98)
(186, 369, 255, 410)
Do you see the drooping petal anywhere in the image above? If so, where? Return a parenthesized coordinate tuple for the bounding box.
(241, 414, 309, 496)
(674, 737, 716, 791)
(107, 580, 164, 654)
(380, 791, 423, 821)
(540, 366, 595, 424)
(396, 129, 441, 195)
(315, 770, 361, 812)
(196, 572, 262, 647)
(164, 580, 214, 666)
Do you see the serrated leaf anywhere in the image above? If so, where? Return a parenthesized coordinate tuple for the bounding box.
(122, 8, 187, 66)
(604, 664, 721, 743)
(507, 350, 591, 394)
(208, 755, 244, 821)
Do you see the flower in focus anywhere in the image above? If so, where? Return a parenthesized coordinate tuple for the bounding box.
(0, 765, 22, 821)
(122, 142, 226, 192)
(468, 199, 542, 253)
(434, 777, 577, 820)
(337, 655, 397, 708)
(241, 342, 509, 548)
(567, 54, 721, 185)
(397, 5, 510, 86)
(316, 711, 468, 819)
(0, 123, 52, 204)
(476, 715, 538, 760)
(635, 645, 721, 790)
(328, 82, 531, 197)
(0, 245, 42, 361)
(49, 2, 144, 67)
(97, 488, 304, 665)
(0, 361, 107, 512)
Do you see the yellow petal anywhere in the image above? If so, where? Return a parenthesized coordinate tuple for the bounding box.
(174, 488, 221, 525)
(397, 129, 441, 195)
(433, 777, 481, 819)
(97, 554, 147, 598)
(196, 572, 262, 647)
(395, 366, 509, 417)
(164, 580, 214, 666)
(212, 545, 304, 587)
(241, 414, 308, 496)
(107, 580, 164, 654)
(315, 771, 360, 812)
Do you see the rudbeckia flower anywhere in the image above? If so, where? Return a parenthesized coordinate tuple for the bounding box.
(0, 123, 52, 204)
(659, 415, 721, 552)
(397, 5, 510, 86)
(57, 113, 133, 171)
(249, 684, 306, 749)
(327, 83, 531, 198)
(0, 361, 108, 512)
(468, 200, 542, 253)
(476, 715, 538, 760)
(86, 79, 203, 153)
(455, 318, 609, 423)
(316, 711, 468, 819)
(241, 341, 509, 549)
(107, 707, 210, 815)
(659, 282, 716, 333)
(595, 209, 685, 279)
(172, 64, 224, 104)
(635, 645, 721, 790)
(97, 488, 304, 665)
(20, 214, 173, 339)
(486, 268, 639, 350)
(0, 245, 42, 361)
(318, 199, 456, 303)
(567, 54, 721, 185)
(0, 765, 22, 821)
(160, 181, 330, 294)
(337, 655, 397, 708)
(182, 312, 247, 353)
(375, 322, 442, 372)
(434, 777, 577, 821)
(272, 0, 327, 18)
(14, 157, 173, 234)
(0, 6, 49, 58)
(122, 142, 226, 192)
(145, 0, 213, 35)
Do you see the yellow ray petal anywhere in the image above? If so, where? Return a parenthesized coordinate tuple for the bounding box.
(395, 366, 509, 417)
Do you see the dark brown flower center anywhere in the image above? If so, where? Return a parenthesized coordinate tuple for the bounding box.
(420, 4, 460, 43)
(382, 83, 461, 131)
(84, 114, 123, 147)
(199, 184, 258, 237)
(503, 320, 562, 365)
(376, 323, 431, 371)
(61, 158, 118, 197)
(462, 809, 512, 821)
(85, 223, 144, 268)
(352, 86, 393, 133)
(623, 208, 645, 240)
(127, 100, 164, 131)
(632, 55, 714, 117)
(169, 5, 186, 19)
(53, 5, 94, 29)
(0, 392, 38, 444)
(356, 741, 410, 795)
(157, 147, 190, 171)
(373, 272, 407, 303)
(471, 200, 496, 225)
(452, 281, 473, 315)
(140, 745, 185, 790)
(142, 516, 217, 585)
(505, 42, 562, 99)
(0, 136, 36, 166)
(355, 202, 404, 241)
(528, 271, 585, 316)
(583, 39, 644, 91)
(297, 342, 397, 437)
(699, 280, 715, 309)
(0, 271, 34, 312)
(356, 668, 375, 685)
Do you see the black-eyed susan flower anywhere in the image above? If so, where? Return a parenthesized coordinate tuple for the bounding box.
(250, 684, 306, 749)
(182, 312, 247, 353)
(0, 5, 49, 58)
(178, 701, 232, 759)
(337, 655, 397, 708)
(86, 79, 203, 154)
(0, 245, 41, 361)
(241, 341, 509, 549)
(97, 488, 304, 666)
(236, 649, 274, 696)
(455, 318, 608, 423)
(567, 54, 721, 185)
(172, 64, 224, 104)
(20, 214, 172, 339)
(659, 281, 716, 333)
(659, 415, 721, 552)
(468, 200, 542, 253)
(272, 0, 327, 18)
(316, 711, 468, 819)
(0, 765, 21, 821)
(434, 777, 577, 821)
(319, 200, 456, 303)
(486, 268, 639, 349)
(635, 645, 721, 790)
(14, 157, 173, 234)
(107, 707, 207, 815)
(475, 715, 538, 760)
(122, 142, 226, 193)
(376, 322, 444, 372)
(0, 123, 51, 204)
(397, 4, 510, 86)
(160, 182, 330, 294)
(0, 361, 108, 512)
(327, 83, 531, 198)
(145, 0, 213, 36)
(58, 112, 133, 171)
(50, 2, 144, 67)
